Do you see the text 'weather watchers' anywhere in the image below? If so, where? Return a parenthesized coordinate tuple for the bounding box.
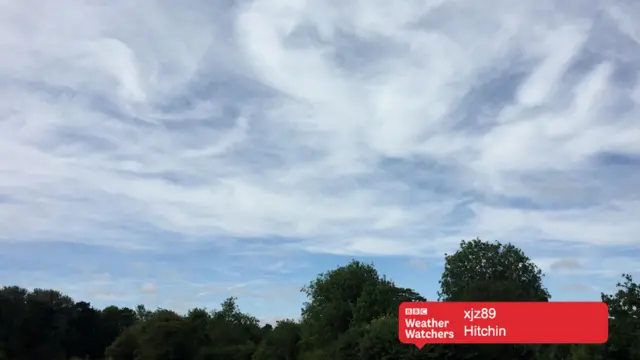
(398, 302, 608, 348)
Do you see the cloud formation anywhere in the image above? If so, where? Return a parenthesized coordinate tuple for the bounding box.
(1, 0, 639, 317)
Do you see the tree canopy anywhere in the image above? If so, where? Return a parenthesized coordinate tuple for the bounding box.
(438, 238, 550, 302)
(0, 238, 636, 360)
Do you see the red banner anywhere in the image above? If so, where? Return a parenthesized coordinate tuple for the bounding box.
(398, 302, 608, 348)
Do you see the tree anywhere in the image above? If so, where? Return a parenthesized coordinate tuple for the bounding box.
(0, 286, 29, 359)
(3, 244, 639, 360)
(135, 309, 194, 360)
(300, 260, 425, 352)
(105, 326, 139, 360)
(359, 314, 434, 360)
(601, 274, 640, 360)
(135, 304, 153, 322)
(22, 289, 75, 360)
(185, 307, 212, 358)
(299, 260, 426, 359)
(202, 297, 262, 360)
(252, 319, 301, 360)
(101, 305, 138, 351)
(437, 239, 550, 360)
(438, 238, 550, 302)
(65, 301, 104, 359)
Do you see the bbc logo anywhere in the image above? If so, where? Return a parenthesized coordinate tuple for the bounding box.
(405, 308, 428, 315)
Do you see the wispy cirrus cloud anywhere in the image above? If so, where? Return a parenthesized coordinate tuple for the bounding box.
(1, 0, 639, 318)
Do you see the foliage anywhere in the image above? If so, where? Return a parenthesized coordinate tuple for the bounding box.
(601, 274, 640, 360)
(0, 238, 636, 360)
(438, 238, 551, 302)
(299, 259, 425, 352)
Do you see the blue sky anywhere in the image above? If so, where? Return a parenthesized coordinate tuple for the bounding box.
(1, 0, 640, 324)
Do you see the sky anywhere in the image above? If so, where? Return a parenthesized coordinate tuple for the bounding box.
(1, 0, 640, 324)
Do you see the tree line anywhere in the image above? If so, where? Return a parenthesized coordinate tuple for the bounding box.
(1, 238, 638, 360)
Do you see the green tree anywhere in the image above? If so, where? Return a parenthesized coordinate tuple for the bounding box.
(252, 319, 301, 360)
(105, 326, 139, 360)
(101, 305, 138, 352)
(185, 307, 213, 359)
(134, 309, 194, 360)
(438, 238, 551, 302)
(359, 314, 434, 360)
(135, 304, 153, 322)
(299, 260, 425, 358)
(201, 297, 262, 360)
(438, 239, 550, 360)
(601, 274, 640, 360)
(567, 344, 604, 360)
(3, 248, 639, 360)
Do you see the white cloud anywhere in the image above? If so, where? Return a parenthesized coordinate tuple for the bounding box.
(140, 282, 157, 294)
(0, 0, 639, 302)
